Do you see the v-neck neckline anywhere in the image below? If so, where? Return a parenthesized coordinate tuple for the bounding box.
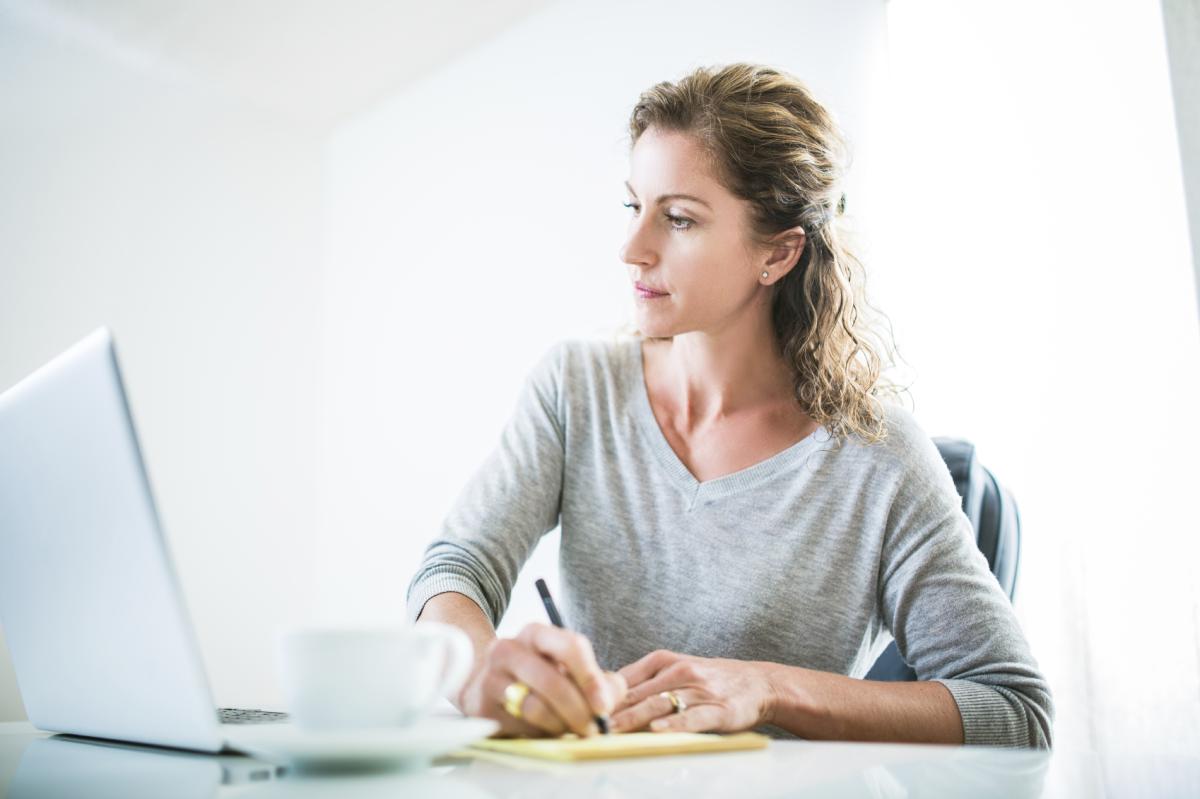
(627, 338, 827, 508)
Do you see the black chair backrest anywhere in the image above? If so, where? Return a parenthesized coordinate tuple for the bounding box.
(864, 437, 1022, 682)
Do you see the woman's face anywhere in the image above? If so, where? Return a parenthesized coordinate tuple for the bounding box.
(619, 127, 768, 339)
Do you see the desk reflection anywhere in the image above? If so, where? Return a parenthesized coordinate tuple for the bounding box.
(435, 743, 1050, 799)
(11, 737, 232, 799)
(5, 731, 1053, 799)
(8, 736, 494, 799)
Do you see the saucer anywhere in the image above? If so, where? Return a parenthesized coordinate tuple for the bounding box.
(224, 716, 499, 770)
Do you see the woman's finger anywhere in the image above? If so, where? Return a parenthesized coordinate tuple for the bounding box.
(516, 690, 568, 737)
(622, 660, 699, 707)
(610, 688, 698, 733)
(479, 669, 552, 738)
(501, 638, 598, 736)
(516, 623, 613, 716)
(649, 703, 724, 734)
(605, 671, 629, 709)
(617, 649, 677, 692)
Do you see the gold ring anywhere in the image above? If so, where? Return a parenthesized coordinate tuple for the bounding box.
(659, 690, 687, 714)
(503, 681, 531, 719)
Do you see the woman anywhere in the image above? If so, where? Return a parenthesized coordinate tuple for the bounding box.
(406, 63, 1053, 748)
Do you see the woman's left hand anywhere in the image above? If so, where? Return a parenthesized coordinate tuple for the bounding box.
(609, 649, 777, 734)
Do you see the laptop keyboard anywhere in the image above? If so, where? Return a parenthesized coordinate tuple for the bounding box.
(219, 707, 290, 725)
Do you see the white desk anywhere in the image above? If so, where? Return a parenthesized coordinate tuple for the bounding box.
(0, 721, 1101, 798)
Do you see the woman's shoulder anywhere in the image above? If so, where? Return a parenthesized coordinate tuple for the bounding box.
(877, 404, 971, 508)
(831, 401, 948, 484)
(550, 333, 637, 360)
(877, 402, 934, 456)
(534, 334, 639, 388)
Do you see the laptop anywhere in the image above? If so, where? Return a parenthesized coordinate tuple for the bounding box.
(0, 327, 292, 752)
(0, 327, 497, 764)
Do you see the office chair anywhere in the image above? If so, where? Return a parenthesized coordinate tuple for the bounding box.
(864, 437, 1021, 682)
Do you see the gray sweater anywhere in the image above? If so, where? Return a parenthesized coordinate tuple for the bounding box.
(405, 337, 1054, 748)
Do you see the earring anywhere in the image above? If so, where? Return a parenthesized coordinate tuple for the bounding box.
(761, 271, 769, 279)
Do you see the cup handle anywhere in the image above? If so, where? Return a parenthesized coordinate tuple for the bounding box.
(415, 622, 474, 705)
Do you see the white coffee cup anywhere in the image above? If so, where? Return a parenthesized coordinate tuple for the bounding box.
(277, 623, 473, 731)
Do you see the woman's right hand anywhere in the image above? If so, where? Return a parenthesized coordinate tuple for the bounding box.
(458, 622, 627, 738)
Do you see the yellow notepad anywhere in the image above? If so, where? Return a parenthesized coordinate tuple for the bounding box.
(468, 731, 769, 762)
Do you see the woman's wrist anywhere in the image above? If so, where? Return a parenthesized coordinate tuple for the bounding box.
(413, 592, 498, 714)
(759, 661, 828, 736)
(760, 662, 964, 743)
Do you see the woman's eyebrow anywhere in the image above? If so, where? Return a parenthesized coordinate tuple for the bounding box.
(624, 180, 712, 209)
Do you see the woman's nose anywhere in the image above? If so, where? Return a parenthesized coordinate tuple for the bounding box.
(619, 223, 655, 268)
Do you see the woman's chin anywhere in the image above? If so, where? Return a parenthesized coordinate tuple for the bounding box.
(637, 324, 674, 339)
(633, 312, 674, 339)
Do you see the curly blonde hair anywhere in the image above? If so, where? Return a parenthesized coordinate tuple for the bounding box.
(624, 62, 903, 444)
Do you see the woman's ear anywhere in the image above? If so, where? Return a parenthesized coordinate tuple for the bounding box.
(761, 226, 807, 282)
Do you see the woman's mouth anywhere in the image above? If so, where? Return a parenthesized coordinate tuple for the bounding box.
(635, 282, 669, 299)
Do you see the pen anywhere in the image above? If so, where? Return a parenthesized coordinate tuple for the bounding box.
(535, 577, 611, 734)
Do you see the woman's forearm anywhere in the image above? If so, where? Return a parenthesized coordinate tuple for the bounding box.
(762, 663, 964, 744)
(415, 591, 498, 711)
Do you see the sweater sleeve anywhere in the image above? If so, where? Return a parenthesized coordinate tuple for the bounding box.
(877, 429, 1055, 749)
(404, 342, 566, 627)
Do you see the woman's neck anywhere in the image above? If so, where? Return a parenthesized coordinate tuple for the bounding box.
(649, 317, 796, 428)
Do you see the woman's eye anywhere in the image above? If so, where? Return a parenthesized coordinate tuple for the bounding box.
(622, 202, 693, 231)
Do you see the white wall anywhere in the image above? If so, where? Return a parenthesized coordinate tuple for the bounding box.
(882, 1, 1200, 793)
(319, 0, 890, 638)
(0, 9, 326, 716)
